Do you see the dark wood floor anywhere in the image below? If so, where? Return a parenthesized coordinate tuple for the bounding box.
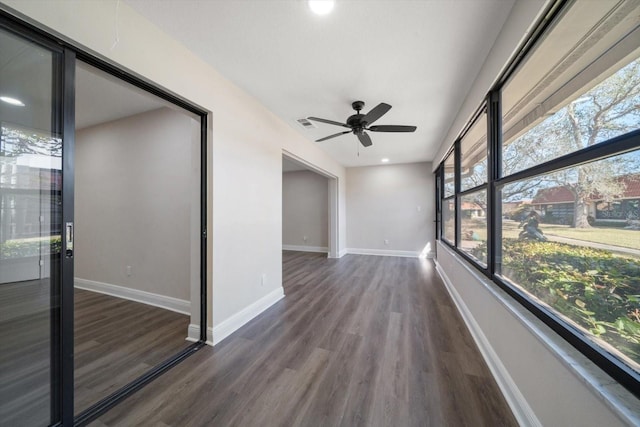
(0, 282, 190, 423)
(91, 251, 517, 426)
(75, 289, 190, 413)
(0, 279, 51, 426)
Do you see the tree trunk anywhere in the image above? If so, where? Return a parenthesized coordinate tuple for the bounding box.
(573, 197, 592, 228)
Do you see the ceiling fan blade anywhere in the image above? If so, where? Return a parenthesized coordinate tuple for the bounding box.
(357, 132, 373, 147)
(307, 117, 351, 128)
(316, 131, 351, 142)
(368, 125, 417, 132)
(362, 103, 391, 125)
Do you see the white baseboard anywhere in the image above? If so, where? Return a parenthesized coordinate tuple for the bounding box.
(74, 278, 191, 316)
(434, 262, 541, 427)
(186, 323, 214, 346)
(345, 248, 421, 258)
(291, 247, 433, 259)
(283, 244, 328, 253)
(211, 286, 284, 346)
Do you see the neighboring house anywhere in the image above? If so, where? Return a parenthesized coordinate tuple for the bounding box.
(460, 200, 485, 218)
(0, 157, 62, 243)
(0, 155, 62, 283)
(531, 174, 640, 224)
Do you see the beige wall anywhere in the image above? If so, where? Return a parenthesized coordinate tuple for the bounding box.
(346, 162, 434, 255)
(282, 171, 328, 249)
(75, 107, 197, 302)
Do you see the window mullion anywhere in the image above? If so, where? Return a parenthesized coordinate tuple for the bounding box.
(454, 140, 461, 247)
(487, 90, 501, 277)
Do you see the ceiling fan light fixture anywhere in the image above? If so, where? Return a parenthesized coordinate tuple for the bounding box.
(308, 0, 335, 15)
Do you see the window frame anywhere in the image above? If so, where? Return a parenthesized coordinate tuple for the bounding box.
(435, 0, 640, 397)
(441, 149, 457, 246)
(440, 106, 492, 275)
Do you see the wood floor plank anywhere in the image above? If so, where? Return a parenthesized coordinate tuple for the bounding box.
(0, 279, 52, 426)
(91, 251, 517, 426)
(74, 289, 190, 413)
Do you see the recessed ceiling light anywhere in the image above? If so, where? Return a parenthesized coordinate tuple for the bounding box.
(308, 0, 335, 15)
(381, 158, 390, 163)
(0, 96, 25, 107)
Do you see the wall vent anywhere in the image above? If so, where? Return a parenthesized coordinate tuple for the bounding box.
(296, 118, 317, 129)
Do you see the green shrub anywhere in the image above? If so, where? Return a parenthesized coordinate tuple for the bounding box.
(0, 236, 62, 259)
(471, 239, 640, 364)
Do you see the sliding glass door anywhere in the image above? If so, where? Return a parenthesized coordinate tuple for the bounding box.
(1, 9, 207, 425)
(0, 22, 73, 426)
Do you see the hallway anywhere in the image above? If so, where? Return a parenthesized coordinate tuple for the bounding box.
(92, 251, 516, 426)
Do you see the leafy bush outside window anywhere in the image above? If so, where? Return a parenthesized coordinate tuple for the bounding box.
(0, 236, 61, 259)
(480, 239, 640, 371)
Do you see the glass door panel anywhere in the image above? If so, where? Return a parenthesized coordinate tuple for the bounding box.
(73, 62, 197, 415)
(0, 26, 64, 426)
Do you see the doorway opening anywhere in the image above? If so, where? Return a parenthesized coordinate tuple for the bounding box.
(282, 152, 339, 258)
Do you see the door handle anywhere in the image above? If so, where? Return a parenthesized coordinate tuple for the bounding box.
(65, 222, 74, 258)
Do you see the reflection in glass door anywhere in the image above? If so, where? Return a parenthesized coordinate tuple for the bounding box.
(0, 25, 66, 425)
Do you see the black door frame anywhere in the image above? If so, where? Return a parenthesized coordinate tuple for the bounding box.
(0, 10, 209, 427)
(60, 46, 76, 427)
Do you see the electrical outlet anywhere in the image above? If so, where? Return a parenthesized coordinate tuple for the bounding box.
(261, 273, 267, 287)
(126, 265, 132, 276)
(303, 235, 308, 242)
(384, 239, 389, 245)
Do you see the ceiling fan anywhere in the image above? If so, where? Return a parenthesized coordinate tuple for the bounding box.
(308, 101, 417, 147)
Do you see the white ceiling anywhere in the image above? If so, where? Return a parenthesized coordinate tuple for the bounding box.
(0, 32, 165, 133)
(126, 0, 516, 167)
(76, 62, 168, 130)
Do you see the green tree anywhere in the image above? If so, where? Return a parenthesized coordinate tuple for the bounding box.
(0, 126, 62, 157)
(505, 58, 640, 228)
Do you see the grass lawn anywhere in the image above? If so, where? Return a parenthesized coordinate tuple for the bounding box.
(544, 225, 640, 250)
(461, 218, 488, 241)
(501, 220, 640, 250)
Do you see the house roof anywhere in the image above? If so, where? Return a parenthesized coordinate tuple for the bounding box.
(532, 187, 575, 204)
(461, 201, 483, 210)
(532, 174, 640, 204)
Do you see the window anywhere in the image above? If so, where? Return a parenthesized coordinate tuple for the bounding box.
(503, 56, 640, 176)
(436, 0, 640, 395)
(498, 150, 640, 373)
(442, 197, 455, 244)
(460, 111, 487, 191)
(444, 152, 455, 197)
(459, 189, 487, 266)
(501, 0, 640, 177)
(596, 199, 639, 221)
(442, 151, 456, 244)
(457, 111, 489, 266)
